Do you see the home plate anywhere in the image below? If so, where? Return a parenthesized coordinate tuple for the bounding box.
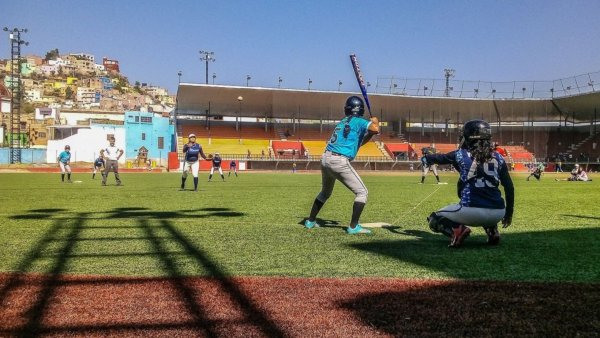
(73, 180, 83, 183)
(361, 222, 393, 228)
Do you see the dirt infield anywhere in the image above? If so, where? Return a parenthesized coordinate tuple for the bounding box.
(0, 273, 598, 337)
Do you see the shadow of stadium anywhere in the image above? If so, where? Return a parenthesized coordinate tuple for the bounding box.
(338, 280, 600, 336)
(0, 207, 287, 338)
(347, 228, 600, 281)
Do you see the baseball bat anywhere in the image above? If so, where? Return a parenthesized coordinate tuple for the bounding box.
(349, 53, 373, 118)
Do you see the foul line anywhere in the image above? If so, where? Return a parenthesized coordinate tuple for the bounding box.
(390, 185, 442, 226)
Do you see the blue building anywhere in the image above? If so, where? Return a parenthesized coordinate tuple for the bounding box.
(124, 111, 174, 164)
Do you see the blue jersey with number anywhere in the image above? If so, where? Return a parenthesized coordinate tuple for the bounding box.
(230, 161, 236, 168)
(325, 116, 371, 160)
(425, 149, 514, 217)
(183, 143, 202, 162)
(58, 151, 71, 164)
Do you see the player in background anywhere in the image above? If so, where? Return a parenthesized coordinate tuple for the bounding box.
(419, 147, 441, 184)
(208, 152, 225, 182)
(228, 160, 238, 177)
(92, 155, 105, 179)
(181, 133, 209, 191)
(304, 95, 380, 234)
(527, 162, 546, 181)
(555, 164, 592, 181)
(424, 120, 515, 248)
(100, 137, 124, 186)
(57, 145, 73, 183)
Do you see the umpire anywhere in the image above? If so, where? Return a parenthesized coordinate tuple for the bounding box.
(304, 95, 380, 234)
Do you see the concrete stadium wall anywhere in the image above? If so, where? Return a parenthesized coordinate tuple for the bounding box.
(0, 148, 47, 164)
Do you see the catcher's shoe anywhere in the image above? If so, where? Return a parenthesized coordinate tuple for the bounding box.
(448, 225, 471, 248)
(485, 226, 500, 245)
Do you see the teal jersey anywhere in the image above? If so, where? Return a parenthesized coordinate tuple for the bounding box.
(537, 163, 545, 171)
(325, 116, 371, 160)
(58, 151, 71, 164)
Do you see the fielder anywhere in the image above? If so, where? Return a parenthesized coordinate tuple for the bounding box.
(92, 155, 105, 179)
(526, 162, 545, 181)
(57, 145, 73, 183)
(304, 95, 380, 234)
(208, 152, 225, 182)
(100, 137, 124, 186)
(181, 133, 209, 191)
(228, 160, 238, 177)
(424, 120, 515, 248)
(419, 147, 441, 184)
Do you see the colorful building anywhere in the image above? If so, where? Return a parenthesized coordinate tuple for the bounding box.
(124, 111, 174, 163)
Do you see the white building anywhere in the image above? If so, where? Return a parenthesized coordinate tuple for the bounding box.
(76, 87, 100, 105)
(46, 124, 126, 163)
(25, 89, 42, 102)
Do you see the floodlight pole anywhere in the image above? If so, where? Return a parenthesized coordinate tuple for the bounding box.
(444, 68, 455, 97)
(199, 50, 215, 84)
(4, 27, 28, 164)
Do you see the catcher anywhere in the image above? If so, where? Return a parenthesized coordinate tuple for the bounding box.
(424, 120, 515, 248)
(180, 133, 210, 191)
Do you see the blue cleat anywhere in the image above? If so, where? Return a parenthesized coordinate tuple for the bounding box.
(346, 224, 371, 234)
(304, 219, 318, 229)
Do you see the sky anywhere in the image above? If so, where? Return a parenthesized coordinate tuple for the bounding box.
(3, 0, 600, 95)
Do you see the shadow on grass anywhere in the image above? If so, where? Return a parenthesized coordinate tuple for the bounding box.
(0, 207, 286, 337)
(348, 227, 600, 281)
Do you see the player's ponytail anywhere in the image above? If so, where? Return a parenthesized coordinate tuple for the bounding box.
(470, 139, 493, 164)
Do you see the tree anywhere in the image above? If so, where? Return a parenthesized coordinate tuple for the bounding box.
(44, 48, 60, 61)
(65, 87, 74, 100)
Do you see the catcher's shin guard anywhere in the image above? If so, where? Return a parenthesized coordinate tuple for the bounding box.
(427, 212, 457, 237)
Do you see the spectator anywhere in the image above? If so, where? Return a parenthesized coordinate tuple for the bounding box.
(247, 149, 251, 159)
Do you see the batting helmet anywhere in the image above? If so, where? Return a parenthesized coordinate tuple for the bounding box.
(460, 119, 491, 149)
(344, 96, 365, 116)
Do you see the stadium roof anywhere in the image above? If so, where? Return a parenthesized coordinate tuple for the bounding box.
(176, 83, 600, 123)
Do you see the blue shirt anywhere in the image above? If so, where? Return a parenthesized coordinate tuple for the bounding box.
(212, 156, 222, 168)
(230, 161, 237, 168)
(94, 157, 105, 167)
(183, 143, 202, 162)
(425, 149, 515, 218)
(58, 151, 71, 164)
(325, 116, 371, 160)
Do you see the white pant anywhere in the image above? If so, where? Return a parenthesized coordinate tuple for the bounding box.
(59, 162, 71, 174)
(182, 161, 200, 178)
(422, 164, 438, 176)
(210, 167, 223, 175)
(436, 203, 505, 227)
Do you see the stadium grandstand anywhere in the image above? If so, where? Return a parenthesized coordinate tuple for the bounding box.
(174, 72, 600, 171)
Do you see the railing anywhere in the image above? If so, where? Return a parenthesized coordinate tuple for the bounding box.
(374, 70, 600, 99)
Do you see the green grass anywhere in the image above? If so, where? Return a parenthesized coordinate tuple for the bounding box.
(0, 171, 598, 283)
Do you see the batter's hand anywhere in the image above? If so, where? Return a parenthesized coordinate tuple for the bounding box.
(502, 217, 512, 228)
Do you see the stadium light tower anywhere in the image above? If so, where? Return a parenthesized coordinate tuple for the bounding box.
(278, 76, 283, 88)
(444, 68, 455, 97)
(246, 75, 251, 87)
(199, 50, 215, 84)
(212, 73, 216, 84)
(3, 27, 28, 164)
(177, 71, 182, 83)
(308, 78, 313, 90)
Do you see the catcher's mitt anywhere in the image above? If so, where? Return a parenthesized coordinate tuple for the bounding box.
(207, 153, 213, 159)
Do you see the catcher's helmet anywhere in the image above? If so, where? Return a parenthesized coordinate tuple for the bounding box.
(344, 96, 365, 116)
(460, 119, 491, 149)
(65, 145, 70, 150)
